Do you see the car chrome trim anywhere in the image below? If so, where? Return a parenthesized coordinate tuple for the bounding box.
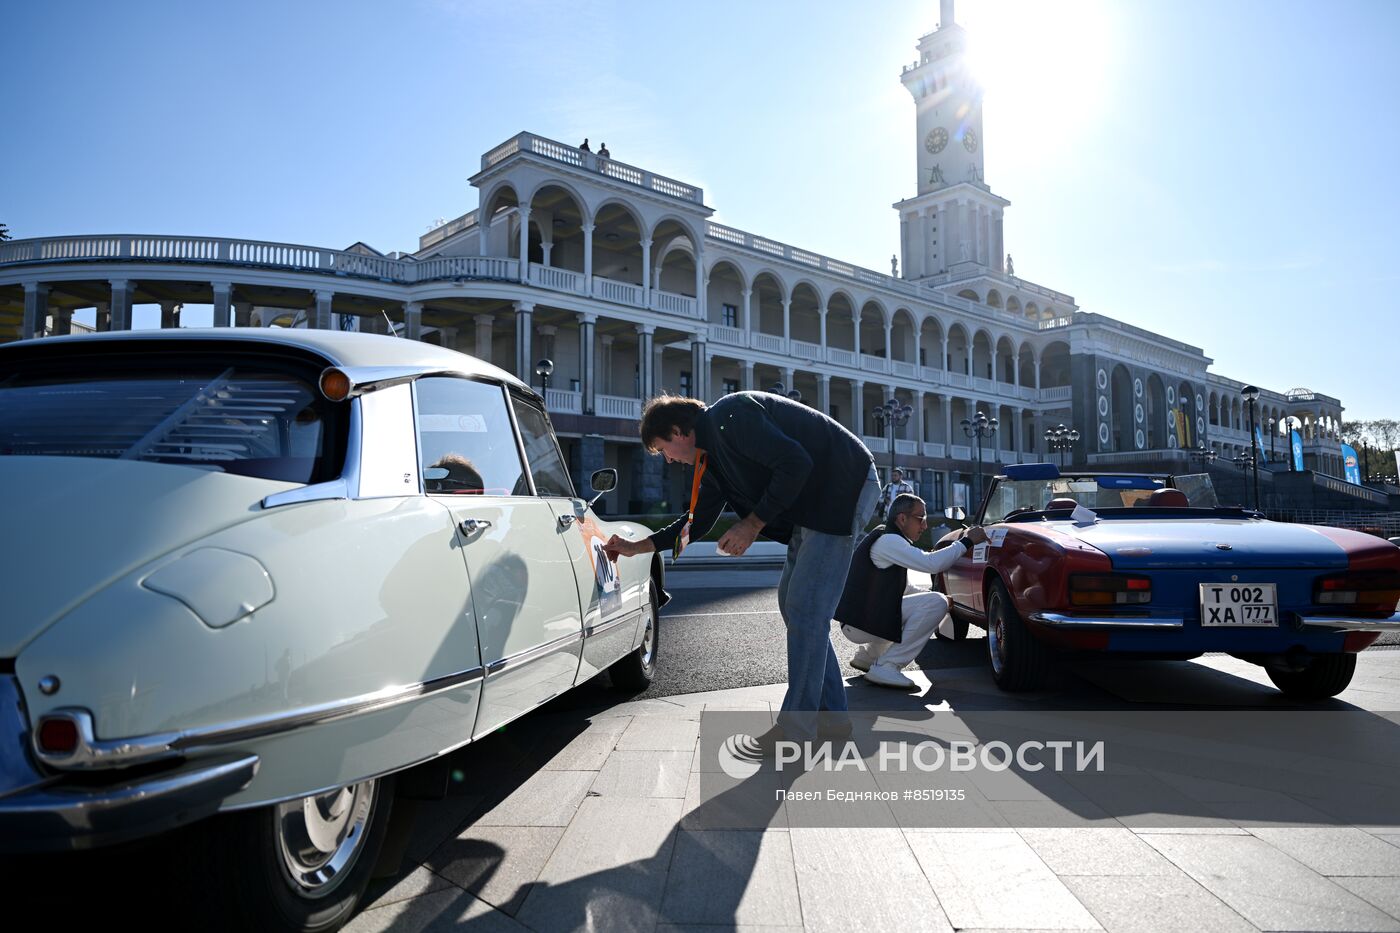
(1029, 612, 1185, 629)
(0, 752, 259, 853)
(34, 665, 485, 771)
(584, 610, 641, 640)
(486, 630, 583, 675)
(262, 398, 364, 508)
(1299, 612, 1400, 632)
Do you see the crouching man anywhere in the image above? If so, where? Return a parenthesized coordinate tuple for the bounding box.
(834, 493, 987, 689)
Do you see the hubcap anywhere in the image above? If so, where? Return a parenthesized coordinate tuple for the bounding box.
(275, 780, 376, 897)
(639, 610, 656, 675)
(988, 599, 1006, 676)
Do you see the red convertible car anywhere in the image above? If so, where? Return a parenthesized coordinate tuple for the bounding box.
(939, 464, 1400, 696)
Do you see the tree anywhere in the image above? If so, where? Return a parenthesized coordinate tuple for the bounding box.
(0, 223, 10, 242)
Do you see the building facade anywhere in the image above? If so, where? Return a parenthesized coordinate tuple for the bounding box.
(0, 2, 1351, 512)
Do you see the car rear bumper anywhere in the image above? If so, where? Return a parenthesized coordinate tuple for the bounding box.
(0, 751, 259, 853)
(1025, 610, 1399, 655)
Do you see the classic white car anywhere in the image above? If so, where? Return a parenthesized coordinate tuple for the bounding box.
(0, 329, 663, 930)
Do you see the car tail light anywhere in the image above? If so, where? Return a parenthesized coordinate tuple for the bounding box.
(1069, 574, 1152, 606)
(37, 716, 80, 755)
(1315, 571, 1400, 612)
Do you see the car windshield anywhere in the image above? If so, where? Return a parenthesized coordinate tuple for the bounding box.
(0, 363, 338, 484)
(982, 473, 1220, 524)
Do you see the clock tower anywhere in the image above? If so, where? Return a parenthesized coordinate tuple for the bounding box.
(894, 0, 1009, 280)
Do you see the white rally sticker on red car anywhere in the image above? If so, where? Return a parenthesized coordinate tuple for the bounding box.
(987, 528, 1009, 548)
(972, 543, 989, 563)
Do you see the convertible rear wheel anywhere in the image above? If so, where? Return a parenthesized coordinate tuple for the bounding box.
(207, 775, 395, 931)
(610, 583, 659, 691)
(1266, 653, 1357, 700)
(986, 580, 1049, 691)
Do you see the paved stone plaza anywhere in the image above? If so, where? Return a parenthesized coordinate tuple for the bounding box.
(345, 647, 1400, 933)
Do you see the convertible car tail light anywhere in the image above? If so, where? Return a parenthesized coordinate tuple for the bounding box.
(1315, 571, 1400, 612)
(37, 716, 79, 755)
(1069, 574, 1152, 606)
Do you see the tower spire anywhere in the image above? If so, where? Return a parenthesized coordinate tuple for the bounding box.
(940, 0, 955, 29)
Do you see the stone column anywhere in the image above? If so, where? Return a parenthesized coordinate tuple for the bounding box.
(233, 301, 253, 328)
(21, 283, 49, 340)
(884, 324, 892, 364)
(695, 249, 707, 317)
(819, 304, 828, 348)
(781, 297, 791, 344)
(310, 290, 334, 330)
(742, 360, 754, 391)
(110, 280, 136, 331)
(403, 300, 422, 341)
(579, 313, 597, 414)
(635, 323, 655, 400)
(206, 281, 230, 328)
(1034, 359, 1042, 390)
(517, 207, 531, 283)
(741, 288, 752, 332)
(913, 329, 922, 370)
(941, 336, 950, 372)
(96, 301, 110, 332)
(475, 315, 494, 363)
(53, 306, 73, 336)
(159, 300, 180, 329)
(853, 310, 862, 359)
(582, 224, 595, 295)
(935, 204, 949, 273)
(599, 332, 616, 395)
(854, 380, 866, 437)
(691, 337, 707, 400)
(818, 374, 831, 415)
(993, 211, 1005, 272)
(513, 301, 534, 379)
(782, 368, 796, 399)
(916, 390, 927, 445)
(900, 213, 913, 279)
(640, 238, 653, 309)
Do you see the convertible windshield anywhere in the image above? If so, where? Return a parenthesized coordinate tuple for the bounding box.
(0, 364, 337, 484)
(982, 473, 1219, 524)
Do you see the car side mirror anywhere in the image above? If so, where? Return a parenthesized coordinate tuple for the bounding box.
(944, 506, 965, 521)
(423, 467, 449, 481)
(589, 468, 617, 508)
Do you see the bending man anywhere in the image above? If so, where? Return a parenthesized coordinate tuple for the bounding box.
(835, 493, 987, 689)
(604, 392, 879, 740)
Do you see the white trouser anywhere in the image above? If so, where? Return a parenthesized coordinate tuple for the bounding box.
(841, 591, 951, 669)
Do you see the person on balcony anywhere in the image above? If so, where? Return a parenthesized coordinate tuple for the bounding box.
(598, 142, 611, 158)
(835, 493, 987, 689)
(603, 392, 878, 745)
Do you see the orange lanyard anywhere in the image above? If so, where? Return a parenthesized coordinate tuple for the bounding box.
(675, 452, 707, 558)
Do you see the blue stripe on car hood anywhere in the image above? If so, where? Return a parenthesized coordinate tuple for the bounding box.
(1054, 518, 1349, 570)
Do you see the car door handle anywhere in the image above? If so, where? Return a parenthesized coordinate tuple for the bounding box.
(558, 514, 576, 528)
(459, 518, 493, 534)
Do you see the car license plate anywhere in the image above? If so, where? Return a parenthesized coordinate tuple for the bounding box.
(1199, 583, 1278, 627)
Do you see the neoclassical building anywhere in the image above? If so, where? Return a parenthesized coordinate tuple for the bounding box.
(0, 2, 1352, 512)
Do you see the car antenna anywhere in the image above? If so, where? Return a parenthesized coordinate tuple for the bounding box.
(382, 309, 401, 337)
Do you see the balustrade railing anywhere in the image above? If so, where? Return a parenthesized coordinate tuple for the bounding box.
(596, 394, 642, 420)
(864, 435, 889, 453)
(790, 338, 823, 360)
(751, 332, 785, 353)
(479, 133, 704, 204)
(951, 444, 972, 460)
(710, 325, 745, 347)
(545, 388, 582, 414)
(650, 289, 699, 318)
(1040, 385, 1073, 402)
(592, 277, 643, 306)
(530, 263, 585, 294)
(860, 354, 888, 373)
(922, 442, 947, 458)
(827, 347, 857, 366)
(891, 360, 918, 377)
(895, 440, 918, 455)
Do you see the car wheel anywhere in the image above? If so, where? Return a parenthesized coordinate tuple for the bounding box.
(610, 584, 659, 691)
(206, 775, 395, 932)
(1266, 653, 1357, 700)
(986, 579, 1049, 691)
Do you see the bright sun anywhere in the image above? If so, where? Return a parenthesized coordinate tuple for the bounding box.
(960, 0, 1117, 147)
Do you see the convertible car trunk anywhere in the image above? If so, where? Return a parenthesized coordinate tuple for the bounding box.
(1060, 518, 1350, 571)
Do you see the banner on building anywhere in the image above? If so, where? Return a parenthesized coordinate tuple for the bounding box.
(1341, 443, 1361, 484)
(1394, 449, 1400, 481)
(1175, 406, 1191, 447)
(1254, 425, 1267, 462)
(1291, 430, 1304, 471)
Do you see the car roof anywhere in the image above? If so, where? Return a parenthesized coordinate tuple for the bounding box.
(1, 329, 529, 392)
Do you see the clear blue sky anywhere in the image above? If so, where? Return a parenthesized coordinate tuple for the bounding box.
(4, 0, 1396, 420)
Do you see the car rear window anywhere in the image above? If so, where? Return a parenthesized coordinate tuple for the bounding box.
(0, 364, 335, 484)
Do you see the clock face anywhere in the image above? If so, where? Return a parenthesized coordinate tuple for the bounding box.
(962, 129, 979, 153)
(924, 127, 948, 154)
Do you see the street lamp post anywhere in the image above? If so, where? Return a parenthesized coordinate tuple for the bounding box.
(1242, 386, 1261, 511)
(1188, 443, 1218, 471)
(1042, 423, 1080, 469)
(960, 410, 999, 509)
(871, 396, 913, 484)
(1267, 416, 1277, 465)
(535, 358, 554, 398)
